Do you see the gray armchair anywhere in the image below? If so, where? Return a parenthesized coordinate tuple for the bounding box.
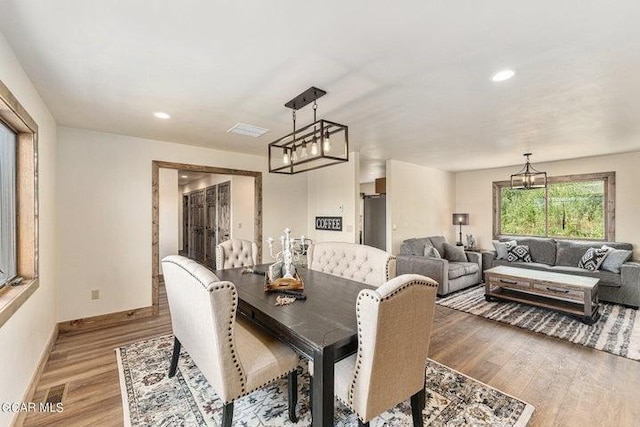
(396, 236, 482, 296)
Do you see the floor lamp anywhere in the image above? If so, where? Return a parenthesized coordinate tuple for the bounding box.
(452, 213, 469, 246)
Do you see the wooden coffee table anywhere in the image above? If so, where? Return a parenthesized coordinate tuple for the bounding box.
(484, 266, 600, 324)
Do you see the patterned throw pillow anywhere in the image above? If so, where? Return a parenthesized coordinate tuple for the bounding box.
(507, 245, 532, 262)
(578, 247, 609, 271)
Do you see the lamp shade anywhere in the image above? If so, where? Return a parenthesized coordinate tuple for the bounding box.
(452, 213, 469, 226)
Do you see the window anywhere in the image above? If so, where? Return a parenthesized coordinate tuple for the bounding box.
(493, 172, 615, 241)
(0, 121, 17, 288)
(0, 77, 39, 328)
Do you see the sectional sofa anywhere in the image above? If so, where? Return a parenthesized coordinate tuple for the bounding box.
(482, 236, 640, 308)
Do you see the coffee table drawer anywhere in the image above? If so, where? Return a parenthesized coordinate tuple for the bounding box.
(490, 277, 531, 290)
(531, 282, 583, 300)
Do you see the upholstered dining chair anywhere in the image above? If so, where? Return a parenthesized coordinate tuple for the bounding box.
(306, 242, 396, 287)
(215, 238, 258, 269)
(162, 255, 299, 426)
(310, 273, 438, 426)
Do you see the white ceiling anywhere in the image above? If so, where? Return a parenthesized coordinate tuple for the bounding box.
(1, 1, 639, 178)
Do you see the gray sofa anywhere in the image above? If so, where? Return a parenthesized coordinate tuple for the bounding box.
(396, 236, 482, 296)
(482, 236, 640, 308)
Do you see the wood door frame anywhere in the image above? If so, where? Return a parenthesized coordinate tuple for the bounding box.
(152, 160, 262, 314)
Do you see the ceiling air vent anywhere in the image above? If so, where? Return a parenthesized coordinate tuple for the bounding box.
(228, 123, 270, 138)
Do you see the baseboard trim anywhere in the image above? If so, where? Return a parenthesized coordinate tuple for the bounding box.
(11, 323, 59, 427)
(58, 306, 155, 334)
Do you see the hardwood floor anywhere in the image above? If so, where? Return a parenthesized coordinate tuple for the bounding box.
(23, 285, 640, 426)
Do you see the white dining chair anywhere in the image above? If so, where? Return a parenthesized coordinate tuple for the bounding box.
(162, 255, 299, 426)
(306, 242, 396, 287)
(310, 273, 438, 426)
(215, 238, 258, 269)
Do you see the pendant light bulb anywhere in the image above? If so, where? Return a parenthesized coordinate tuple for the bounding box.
(301, 141, 308, 158)
(291, 146, 298, 162)
(310, 136, 319, 156)
(323, 131, 331, 152)
(283, 148, 290, 165)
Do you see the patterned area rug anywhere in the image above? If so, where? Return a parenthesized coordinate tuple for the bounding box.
(437, 285, 640, 361)
(117, 334, 534, 426)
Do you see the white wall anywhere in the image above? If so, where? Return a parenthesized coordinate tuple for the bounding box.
(159, 169, 179, 273)
(455, 151, 640, 259)
(307, 153, 359, 244)
(386, 160, 455, 254)
(231, 175, 255, 241)
(360, 182, 376, 195)
(56, 126, 308, 321)
(0, 32, 58, 426)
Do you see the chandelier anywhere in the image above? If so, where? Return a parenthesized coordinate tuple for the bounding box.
(268, 87, 348, 174)
(510, 153, 547, 189)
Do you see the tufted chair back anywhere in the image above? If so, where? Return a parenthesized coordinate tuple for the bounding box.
(216, 239, 258, 269)
(346, 274, 438, 423)
(306, 242, 396, 287)
(162, 255, 246, 403)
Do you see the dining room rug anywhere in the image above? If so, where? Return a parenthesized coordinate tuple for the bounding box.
(437, 285, 640, 361)
(117, 334, 534, 426)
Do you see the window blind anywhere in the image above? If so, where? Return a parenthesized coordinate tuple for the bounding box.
(0, 121, 17, 287)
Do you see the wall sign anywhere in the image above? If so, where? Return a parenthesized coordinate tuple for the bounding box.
(315, 216, 343, 231)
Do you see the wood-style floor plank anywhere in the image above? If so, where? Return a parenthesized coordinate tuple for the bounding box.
(22, 285, 640, 426)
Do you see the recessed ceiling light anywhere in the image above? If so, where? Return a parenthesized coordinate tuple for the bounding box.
(491, 69, 516, 82)
(180, 175, 188, 179)
(228, 123, 270, 138)
(154, 112, 171, 119)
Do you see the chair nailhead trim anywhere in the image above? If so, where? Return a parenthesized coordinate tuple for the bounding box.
(347, 279, 437, 413)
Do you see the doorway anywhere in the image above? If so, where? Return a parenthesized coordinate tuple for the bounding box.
(151, 160, 262, 314)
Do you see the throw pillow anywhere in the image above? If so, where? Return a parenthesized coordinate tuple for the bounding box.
(493, 240, 517, 260)
(443, 242, 468, 262)
(424, 244, 442, 259)
(577, 247, 609, 271)
(507, 245, 532, 262)
(599, 245, 632, 273)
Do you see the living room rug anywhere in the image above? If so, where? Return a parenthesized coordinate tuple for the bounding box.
(437, 285, 640, 361)
(117, 334, 534, 426)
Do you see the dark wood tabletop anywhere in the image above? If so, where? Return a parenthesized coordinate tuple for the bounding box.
(213, 265, 375, 427)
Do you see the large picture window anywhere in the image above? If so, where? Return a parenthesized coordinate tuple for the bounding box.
(493, 172, 615, 241)
(0, 121, 17, 288)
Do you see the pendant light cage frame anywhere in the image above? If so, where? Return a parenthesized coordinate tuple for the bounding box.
(268, 87, 349, 175)
(510, 153, 547, 190)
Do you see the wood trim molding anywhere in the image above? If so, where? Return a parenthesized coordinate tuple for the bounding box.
(58, 306, 154, 334)
(11, 323, 58, 427)
(151, 160, 263, 313)
(0, 78, 38, 133)
(0, 279, 39, 329)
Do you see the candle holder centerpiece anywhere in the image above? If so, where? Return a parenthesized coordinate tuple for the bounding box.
(265, 228, 309, 291)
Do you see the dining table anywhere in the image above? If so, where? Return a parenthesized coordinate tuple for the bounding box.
(213, 265, 374, 427)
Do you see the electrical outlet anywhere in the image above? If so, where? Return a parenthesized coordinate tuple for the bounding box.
(238, 222, 242, 229)
(91, 289, 100, 300)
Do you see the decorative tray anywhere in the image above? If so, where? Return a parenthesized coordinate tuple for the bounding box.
(264, 272, 304, 292)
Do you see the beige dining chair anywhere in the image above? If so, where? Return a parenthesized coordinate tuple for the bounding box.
(162, 255, 299, 426)
(306, 242, 396, 287)
(215, 238, 258, 269)
(310, 273, 438, 426)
